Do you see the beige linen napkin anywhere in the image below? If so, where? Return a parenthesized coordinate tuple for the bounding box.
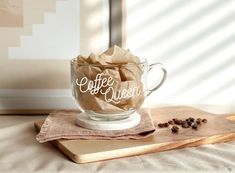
(36, 109, 155, 143)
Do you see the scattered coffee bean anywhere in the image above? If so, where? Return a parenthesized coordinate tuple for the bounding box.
(188, 117, 195, 122)
(171, 126, 179, 133)
(192, 123, 198, 130)
(202, 118, 207, 123)
(187, 121, 193, 126)
(158, 123, 165, 128)
(196, 119, 201, 125)
(182, 122, 190, 128)
(174, 119, 182, 125)
(164, 123, 169, 127)
(157, 116, 208, 133)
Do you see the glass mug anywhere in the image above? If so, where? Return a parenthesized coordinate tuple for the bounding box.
(71, 58, 167, 121)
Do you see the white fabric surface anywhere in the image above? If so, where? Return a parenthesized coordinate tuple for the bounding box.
(0, 113, 235, 173)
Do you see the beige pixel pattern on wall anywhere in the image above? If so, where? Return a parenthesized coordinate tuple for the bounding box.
(8, 0, 80, 59)
(0, 0, 72, 89)
(0, 0, 107, 90)
(0, 0, 23, 27)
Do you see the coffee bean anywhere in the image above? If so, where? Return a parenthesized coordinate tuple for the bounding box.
(188, 117, 195, 122)
(202, 119, 207, 123)
(171, 126, 179, 133)
(164, 123, 169, 127)
(192, 123, 198, 130)
(182, 122, 190, 128)
(158, 123, 165, 128)
(196, 119, 201, 125)
(174, 119, 182, 125)
(187, 121, 192, 126)
(168, 120, 174, 125)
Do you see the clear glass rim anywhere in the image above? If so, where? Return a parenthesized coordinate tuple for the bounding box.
(70, 57, 148, 67)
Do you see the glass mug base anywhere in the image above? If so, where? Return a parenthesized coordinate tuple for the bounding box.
(86, 110, 136, 121)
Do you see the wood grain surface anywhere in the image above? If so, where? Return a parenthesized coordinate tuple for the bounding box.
(34, 106, 235, 163)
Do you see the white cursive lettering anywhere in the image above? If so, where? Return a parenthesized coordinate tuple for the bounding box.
(76, 73, 141, 103)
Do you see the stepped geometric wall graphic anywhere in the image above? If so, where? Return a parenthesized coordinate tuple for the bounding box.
(0, 0, 108, 108)
(8, 0, 80, 59)
(0, 0, 58, 59)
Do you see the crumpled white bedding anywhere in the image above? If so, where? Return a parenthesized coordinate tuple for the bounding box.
(0, 114, 234, 173)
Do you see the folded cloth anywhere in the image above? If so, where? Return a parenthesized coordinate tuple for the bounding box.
(36, 109, 155, 143)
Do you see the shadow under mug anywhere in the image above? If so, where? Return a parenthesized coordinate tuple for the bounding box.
(71, 58, 167, 121)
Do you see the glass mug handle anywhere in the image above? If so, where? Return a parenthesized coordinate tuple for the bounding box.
(147, 63, 167, 96)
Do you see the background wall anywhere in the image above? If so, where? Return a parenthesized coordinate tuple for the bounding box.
(1, 0, 234, 112)
(125, 0, 235, 108)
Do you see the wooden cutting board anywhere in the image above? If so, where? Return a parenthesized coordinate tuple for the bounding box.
(34, 106, 235, 164)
